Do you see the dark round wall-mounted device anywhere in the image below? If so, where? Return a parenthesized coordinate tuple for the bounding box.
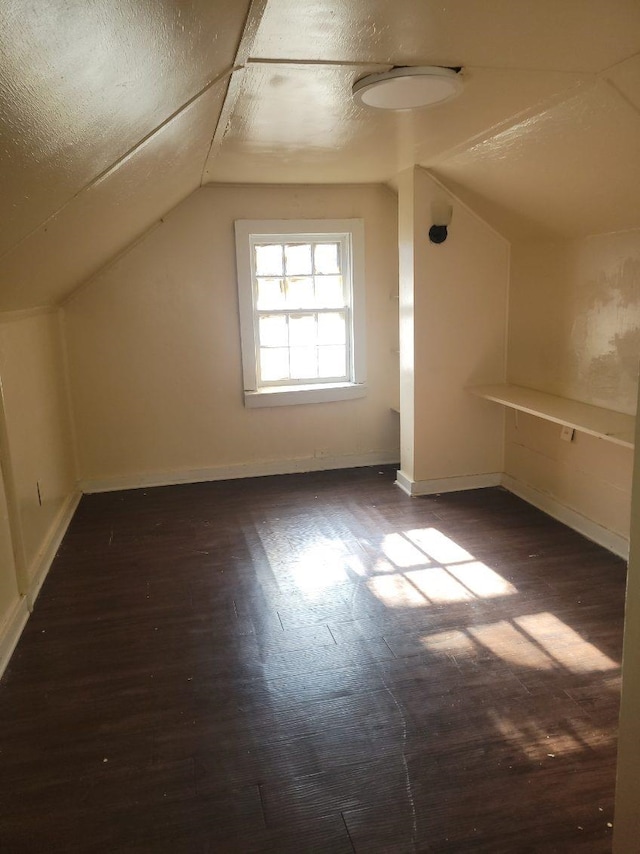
(429, 224, 448, 244)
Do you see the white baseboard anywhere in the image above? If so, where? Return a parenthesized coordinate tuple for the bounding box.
(26, 489, 82, 608)
(0, 595, 29, 680)
(501, 474, 629, 560)
(80, 451, 401, 494)
(395, 470, 502, 496)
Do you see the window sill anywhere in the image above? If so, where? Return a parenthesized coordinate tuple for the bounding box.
(244, 382, 367, 408)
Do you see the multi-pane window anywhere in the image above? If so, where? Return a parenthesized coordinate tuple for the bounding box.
(235, 219, 366, 407)
(253, 237, 349, 385)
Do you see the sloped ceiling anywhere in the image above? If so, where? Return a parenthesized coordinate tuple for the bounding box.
(0, 0, 254, 310)
(1, 1, 640, 309)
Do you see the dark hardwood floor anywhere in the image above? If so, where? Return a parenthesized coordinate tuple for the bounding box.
(0, 467, 626, 853)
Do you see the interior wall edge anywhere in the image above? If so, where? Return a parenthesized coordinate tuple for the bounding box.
(61, 220, 164, 309)
(24, 489, 82, 610)
(79, 451, 400, 495)
(0, 488, 80, 680)
(0, 306, 58, 323)
(201, 180, 398, 195)
(57, 310, 81, 481)
(423, 168, 512, 246)
(0, 595, 29, 681)
(0, 376, 28, 595)
(501, 472, 629, 559)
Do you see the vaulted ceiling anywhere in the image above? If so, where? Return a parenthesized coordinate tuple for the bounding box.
(1, 0, 639, 310)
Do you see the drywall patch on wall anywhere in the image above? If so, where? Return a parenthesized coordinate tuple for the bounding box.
(570, 248, 640, 410)
(509, 230, 640, 413)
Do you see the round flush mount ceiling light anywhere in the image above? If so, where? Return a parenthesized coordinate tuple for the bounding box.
(352, 66, 463, 110)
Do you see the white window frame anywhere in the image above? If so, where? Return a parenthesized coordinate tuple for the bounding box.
(234, 218, 367, 408)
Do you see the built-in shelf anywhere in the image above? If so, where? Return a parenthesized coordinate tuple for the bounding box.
(468, 383, 636, 449)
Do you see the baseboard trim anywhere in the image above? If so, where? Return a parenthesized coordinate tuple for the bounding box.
(501, 474, 629, 560)
(26, 489, 82, 608)
(396, 471, 502, 497)
(80, 452, 401, 494)
(0, 595, 29, 680)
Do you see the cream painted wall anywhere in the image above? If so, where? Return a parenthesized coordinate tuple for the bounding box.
(398, 167, 508, 489)
(506, 232, 640, 546)
(614, 380, 640, 850)
(0, 311, 77, 584)
(504, 412, 632, 541)
(0, 466, 20, 638)
(64, 184, 400, 489)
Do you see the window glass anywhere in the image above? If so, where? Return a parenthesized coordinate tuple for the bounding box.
(317, 312, 346, 345)
(252, 238, 352, 386)
(289, 314, 315, 346)
(256, 278, 285, 310)
(286, 277, 315, 308)
(259, 315, 288, 348)
(315, 275, 344, 307)
(318, 345, 346, 378)
(314, 243, 340, 274)
(290, 347, 318, 379)
(255, 244, 283, 276)
(285, 244, 312, 275)
(260, 348, 289, 381)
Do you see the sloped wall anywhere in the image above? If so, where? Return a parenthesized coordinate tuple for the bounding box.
(64, 184, 400, 490)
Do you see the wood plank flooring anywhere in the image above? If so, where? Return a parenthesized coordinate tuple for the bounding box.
(0, 467, 626, 852)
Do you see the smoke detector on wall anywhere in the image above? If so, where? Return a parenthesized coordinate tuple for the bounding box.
(352, 66, 463, 110)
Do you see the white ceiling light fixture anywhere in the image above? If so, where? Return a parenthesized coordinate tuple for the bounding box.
(352, 66, 463, 110)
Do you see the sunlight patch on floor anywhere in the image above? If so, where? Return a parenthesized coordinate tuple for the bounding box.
(487, 707, 616, 761)
(367, 574, 429, 608)
(447, 561, 517, 598)
(469, 620, 557, 670)
(421, 629, 477, 656)
(515, 613, 619, 673)
(406, 567, 475, 604)
(381, 532, 431, 568)
(405, 528, 474, 564)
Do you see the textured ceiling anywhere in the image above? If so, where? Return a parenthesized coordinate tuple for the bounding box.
(206, 0, 640, 241)
(1, 0, 640, 309)
(0, 0, 253, 310)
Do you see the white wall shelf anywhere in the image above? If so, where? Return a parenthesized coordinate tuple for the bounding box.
(468, 383, 636, 449)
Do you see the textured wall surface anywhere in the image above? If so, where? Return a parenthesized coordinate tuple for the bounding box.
(509, 232, 640, 413)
